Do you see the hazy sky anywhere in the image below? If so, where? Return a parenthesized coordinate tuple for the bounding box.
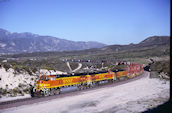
(0, 0, 170, 45)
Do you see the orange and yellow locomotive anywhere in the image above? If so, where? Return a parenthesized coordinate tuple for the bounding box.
(32, 63, 143, 97)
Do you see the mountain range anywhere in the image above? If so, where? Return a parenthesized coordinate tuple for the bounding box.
(0, 29, 106, 54)
(0, 28, 170, 55)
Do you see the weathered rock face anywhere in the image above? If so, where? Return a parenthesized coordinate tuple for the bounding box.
(0, 28, 106, 54)
(0, 67, 39, 97)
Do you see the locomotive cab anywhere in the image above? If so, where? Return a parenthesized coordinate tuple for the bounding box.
(36, 75, 57, 89)
(33, 75, 55, 96)
(40, 75, 56, 81)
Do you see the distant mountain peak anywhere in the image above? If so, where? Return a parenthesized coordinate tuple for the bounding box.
(98, 36, 170, 53)
(0, 28, 106, 54)
(139, 36, 170, 44)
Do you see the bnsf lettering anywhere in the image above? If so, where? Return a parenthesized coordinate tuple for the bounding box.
(63, 78, 73, 84)
(72, 78, 79, 82)
(58, 80, 63, 85)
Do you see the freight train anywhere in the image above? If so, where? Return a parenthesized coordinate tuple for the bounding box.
(31, 63, 143, 97)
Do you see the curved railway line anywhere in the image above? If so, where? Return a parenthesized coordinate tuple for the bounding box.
(0, 71, 149, 110)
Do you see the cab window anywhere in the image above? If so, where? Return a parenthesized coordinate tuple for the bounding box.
(40, 76, 50, 81)
(40, 76, 44, 80)
(50, 77, 55, 81)
(45, 77, 49, 81)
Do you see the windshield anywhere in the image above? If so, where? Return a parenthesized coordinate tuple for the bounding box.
(40, 76, 49, 81)
(40, 76, 44, 80)
(45, 77, 49, 81)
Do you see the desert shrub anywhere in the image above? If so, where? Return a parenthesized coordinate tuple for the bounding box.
(3, 63, 11, 71)
(42, 65, 51, 70)
(31, 78, 34, 81)
(150, 71, 159, 78)
(110, 64, 127, 71)
(13, 64, 21, 74)
(0, 87, 3, 94)
(150, 61, 170, 76)
(23, 66, 32, 75)
(1, 89, 8, 95)
(21, 93, 24, 96)
(23, 88, 30, 94)
(31, 67, 38, 73)
(5, 84, 8, 88)
(18, 83, 27, 88)
(18, 90, 23, 95)
(13, 89, 17, 94)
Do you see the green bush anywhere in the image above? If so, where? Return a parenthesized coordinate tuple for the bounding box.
(5, 84, 8, 87)
(23, 67, 32, 75)
(150, 61, 170, 76)
(150, 71, 159, 78)
(31, 67, 37, 73)
(13, 89, 17, 94)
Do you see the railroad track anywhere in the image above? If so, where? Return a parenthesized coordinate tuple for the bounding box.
(0, 71, 149, 110)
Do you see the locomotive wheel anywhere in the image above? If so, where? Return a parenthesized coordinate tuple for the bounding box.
(112, 79, 117, 83)
(95, 82, 100, 86)
(43, 88, 50, 96)
(88, 84, 94, 88)
(50, 89, 55, 96)
(81, 85, 87, 90)
(80, 86, 84, 90)
(108, 79, 113, 83)
(116, 78, 120, 81)
(79, 86, 83, 90)
(77, 84, 86, 90)
(54, 88, 60, 95)
(81, 85, 84, 90)
(86, 84, 92, 89)
(91, 82, 96, 88)
(77, 85, 81, 91)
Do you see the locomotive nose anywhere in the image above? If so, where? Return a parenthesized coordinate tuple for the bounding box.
(36, 80, 44, 90)
(37, 80, 43, 84)
(36, 83, 40, 90)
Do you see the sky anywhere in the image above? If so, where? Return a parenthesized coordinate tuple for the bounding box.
(0, 0, 170, 45)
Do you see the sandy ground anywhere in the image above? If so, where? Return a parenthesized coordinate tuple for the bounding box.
(0, 72, 169, 113)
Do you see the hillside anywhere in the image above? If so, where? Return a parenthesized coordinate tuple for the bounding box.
(0, 35, 169, 73)
(99, 36, 170, 53)
(0, 29, 106, 54)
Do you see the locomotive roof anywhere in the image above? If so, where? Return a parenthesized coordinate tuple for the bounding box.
(113, 69, 124, 72)
(53, 70, 109, 78)
(46, 69, 124, 78)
